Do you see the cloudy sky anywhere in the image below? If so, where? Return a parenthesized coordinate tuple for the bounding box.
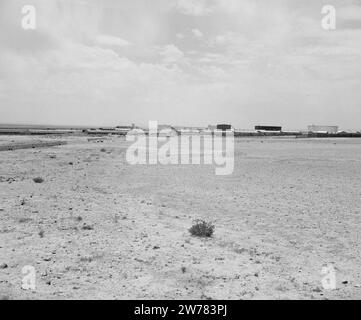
(0, 0, 361, 129)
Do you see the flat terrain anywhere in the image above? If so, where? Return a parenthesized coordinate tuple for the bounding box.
(0, 135, 360, 299)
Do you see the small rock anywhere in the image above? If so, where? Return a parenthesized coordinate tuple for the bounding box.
(0, 263, 8, 269)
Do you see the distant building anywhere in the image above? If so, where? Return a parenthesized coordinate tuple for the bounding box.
(217, 124, 233, 131)
(116, 124, 135, 130)
(115, 125, 134, 134)
(126, 128, 144, 135)
(307, 125, 338, 133)
(255, 126, 282, 132)
(176, 127, 203, 134)
(152, 125, 179, 137)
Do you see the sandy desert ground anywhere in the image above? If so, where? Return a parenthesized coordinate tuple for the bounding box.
(0, 135, 360, 300)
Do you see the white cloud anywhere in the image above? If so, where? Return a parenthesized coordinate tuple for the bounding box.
(159, 44, 184, 64)
(338, 5, 361, 21)
(175, 0, 214, 16)
(95, 35, 131, 47)
(192, 28, 204, 38)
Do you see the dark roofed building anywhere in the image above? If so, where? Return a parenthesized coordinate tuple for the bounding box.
(255, 125, 282, 132)
(217, 124, 232, 131)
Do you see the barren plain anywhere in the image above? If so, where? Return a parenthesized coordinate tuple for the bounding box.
(0, 135, 360, 299)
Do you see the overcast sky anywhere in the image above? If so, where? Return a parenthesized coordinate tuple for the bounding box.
(0, 0, 361, 130)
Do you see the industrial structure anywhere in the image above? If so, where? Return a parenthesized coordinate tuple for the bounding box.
(216, 124, 233, 131)
(307, 125, 338, 133)
(255, 126, 282, 132)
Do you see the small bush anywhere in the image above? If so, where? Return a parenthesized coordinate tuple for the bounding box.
(82, 224, 93, 230)
(189, 219, 215, 238)
(100, 148, 106, 152)
(33, 177, 44, 184)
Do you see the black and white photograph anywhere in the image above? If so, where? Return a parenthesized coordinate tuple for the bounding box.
(0, 0, 361, 303)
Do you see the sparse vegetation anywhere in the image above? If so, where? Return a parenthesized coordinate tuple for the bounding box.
(33, 177, 44, 184)
(189, 219, 215, 238)
(80, 253, 104, 263)
(82, 224, 93, 230)
(80, 256, 94, 263)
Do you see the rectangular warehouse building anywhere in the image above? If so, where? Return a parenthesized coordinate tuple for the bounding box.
(255, 126, 282, 132)
(308, 125, 338, 133)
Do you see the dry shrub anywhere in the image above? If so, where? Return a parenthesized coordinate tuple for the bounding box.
(189, 219, 215, 238)
(33, 177, 44, 184)
(82, 224, 93, 230)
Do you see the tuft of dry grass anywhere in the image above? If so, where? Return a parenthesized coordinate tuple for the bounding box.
(81, 224, 94, 230)
(33, 177, 44, 184)
(189, 219, 215, 238)
(80, 253, 104, 263)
